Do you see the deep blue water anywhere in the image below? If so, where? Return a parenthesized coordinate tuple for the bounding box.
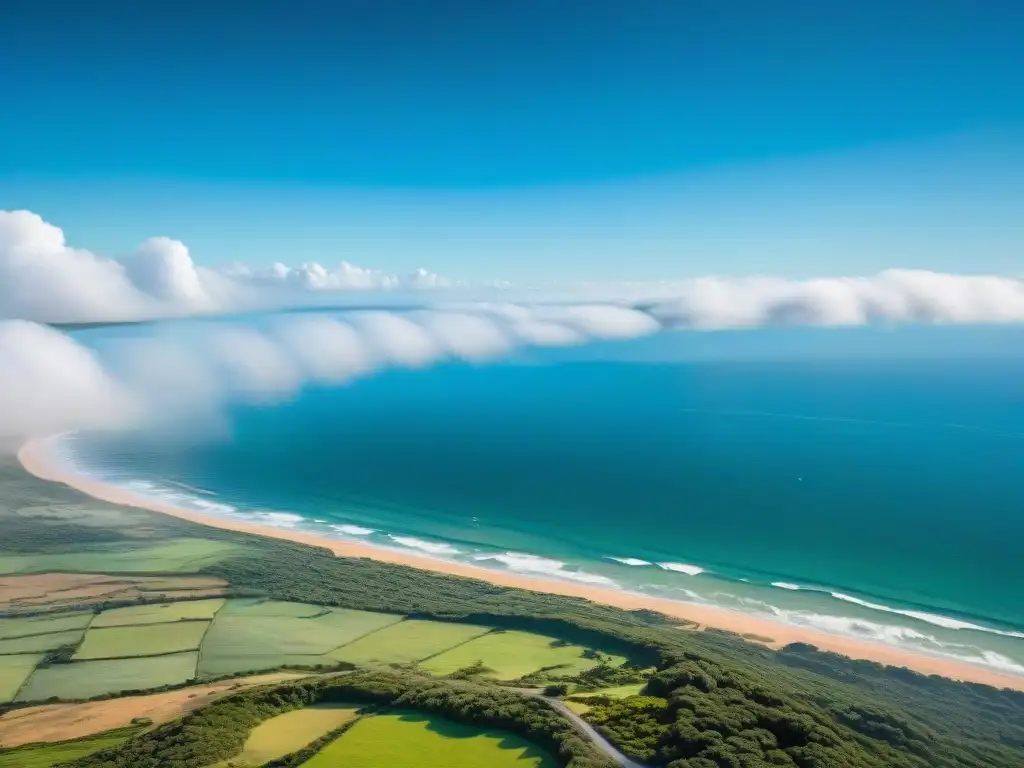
(69, 353, 1024, 674)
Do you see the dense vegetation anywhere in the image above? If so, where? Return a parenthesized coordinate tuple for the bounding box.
(66, 671, 614, 768)
(3, 459, 1024, 767)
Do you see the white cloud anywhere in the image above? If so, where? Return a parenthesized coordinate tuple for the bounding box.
(3, 209, 1024, 336)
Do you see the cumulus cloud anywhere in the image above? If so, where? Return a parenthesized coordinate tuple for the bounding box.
(0, 210, 452, 324)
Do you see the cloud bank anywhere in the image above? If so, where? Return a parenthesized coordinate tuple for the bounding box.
(0, 304, 661, 448)
(4, 209, 1024, 329)
(3, 208, 1024, 449)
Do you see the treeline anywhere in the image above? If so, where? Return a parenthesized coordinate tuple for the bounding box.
(586, 656, 931, 767)
(65, 671, 616, 768)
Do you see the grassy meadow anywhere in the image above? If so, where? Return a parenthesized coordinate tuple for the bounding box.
(89, 598, 225, 627)
(0, 613, 92, 640)
(74, 621, 210, 660)
(0, 655, 43, 703)
(0, 539, 238, 576)
(213, 703, 360, 766)
(329, 619, 491, 666)
(0, 630, 85, 655)
(422, 630, 624, 680)
(0, 726, 144, 768)
(299, 712, 557, 768)
(15, 652, 200, 702)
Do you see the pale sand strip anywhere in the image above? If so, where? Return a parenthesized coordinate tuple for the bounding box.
(17, 439, 1024, 692)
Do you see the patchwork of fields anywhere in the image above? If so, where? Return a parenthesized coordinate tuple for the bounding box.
(1, 596, 629, 703)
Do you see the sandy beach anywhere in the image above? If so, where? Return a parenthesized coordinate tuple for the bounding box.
(17, 437, 1024, 692)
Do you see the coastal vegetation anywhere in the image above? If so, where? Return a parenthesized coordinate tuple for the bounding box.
(2, 457, 1024, 767)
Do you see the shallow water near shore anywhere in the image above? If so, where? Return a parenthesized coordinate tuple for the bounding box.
(65, 351, 1024, 677)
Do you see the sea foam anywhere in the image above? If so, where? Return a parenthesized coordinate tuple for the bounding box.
(475, 552, 617, 586)
(387, 535, 461, 556)
(658, 562, 705, 576)
(331, 524, 376, 536)
(828, 592, 1024, 638)
(608, 557, 653, 566)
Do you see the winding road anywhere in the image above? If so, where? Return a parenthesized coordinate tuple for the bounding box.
(511, 688, 648, 768)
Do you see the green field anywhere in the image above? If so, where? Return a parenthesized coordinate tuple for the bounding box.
(75, 621, 209, 660)
(576, 683, 646, 698)
(0, 629, 84, 655)
(421, 630, 623, 680)
(214, 704, 360, 766)
(16, 652, 198, 701)
(0, 613, 93, 640)
(0, 726, 143, 768)
(0, 654, 42, 702)
(198, 602, 402, 677)
(0, 539, 236, 575)
(300, 712, 556, 768)
(330, 619, 492, 666)
(217, 599, 330, 618)
(91, 598, 225, 627)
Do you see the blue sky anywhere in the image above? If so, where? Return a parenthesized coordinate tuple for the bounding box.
(1, 0, 1022, 279)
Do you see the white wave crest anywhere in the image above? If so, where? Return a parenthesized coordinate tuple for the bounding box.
(387, 535, 461, 556)
(475, 552, 617, 586)
(829, 592, 1024, 638)
(332, 524, 376, 536)
(256, 511, 305, 529)
(608, 557, 652, 566)
(771, 582, 802, 590)
(775, 609, 1024, 675)
(658, 562, 705, 576)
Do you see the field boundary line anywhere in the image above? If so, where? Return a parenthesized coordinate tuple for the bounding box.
(6, 652, 46, 704)
(416, 627, 498, 664)
(64, 648, 201, 663)
(195, 599, 230, 674)
(321, 613, 407, 657)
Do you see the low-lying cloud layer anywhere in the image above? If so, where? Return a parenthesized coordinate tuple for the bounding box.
(4, 208, 1024, 329)
(0, 303, 663, 448)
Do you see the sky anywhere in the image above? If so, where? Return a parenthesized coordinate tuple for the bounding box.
(1, 0, 1023, 279)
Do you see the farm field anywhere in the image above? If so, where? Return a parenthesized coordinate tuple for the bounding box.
(75, 621, 209, 660)
(0, 539, 236, 576)
(214, 704, 360, 767)
(0, 613, 92, 640)
(0, 673, 310, 747)
(197, 601, 402, 677)
(0, 655, 42, 703)
(330, 619, 491, 666)
(0, 573, 228, 615)
(91, 598, 225, 627)
(0, 726, 143, 768)
(299, 712, 557, 768)
(0, 630, 84, 655)
(421, 630, 624, 680)
(16, 652, 199, 702)
(572, 683, 646, 700)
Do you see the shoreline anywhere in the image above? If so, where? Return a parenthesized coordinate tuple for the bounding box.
(16, 438, 1024, 692)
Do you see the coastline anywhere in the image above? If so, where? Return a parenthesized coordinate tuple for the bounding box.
(17, 438, 1024, 692)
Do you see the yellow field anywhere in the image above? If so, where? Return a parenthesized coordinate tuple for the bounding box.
(214, 704, 360, 766)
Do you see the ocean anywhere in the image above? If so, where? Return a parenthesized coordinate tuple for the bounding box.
(62, 327, 1024, 676)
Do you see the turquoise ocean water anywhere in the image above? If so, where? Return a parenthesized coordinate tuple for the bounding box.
(62, 329, 1024, 676)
